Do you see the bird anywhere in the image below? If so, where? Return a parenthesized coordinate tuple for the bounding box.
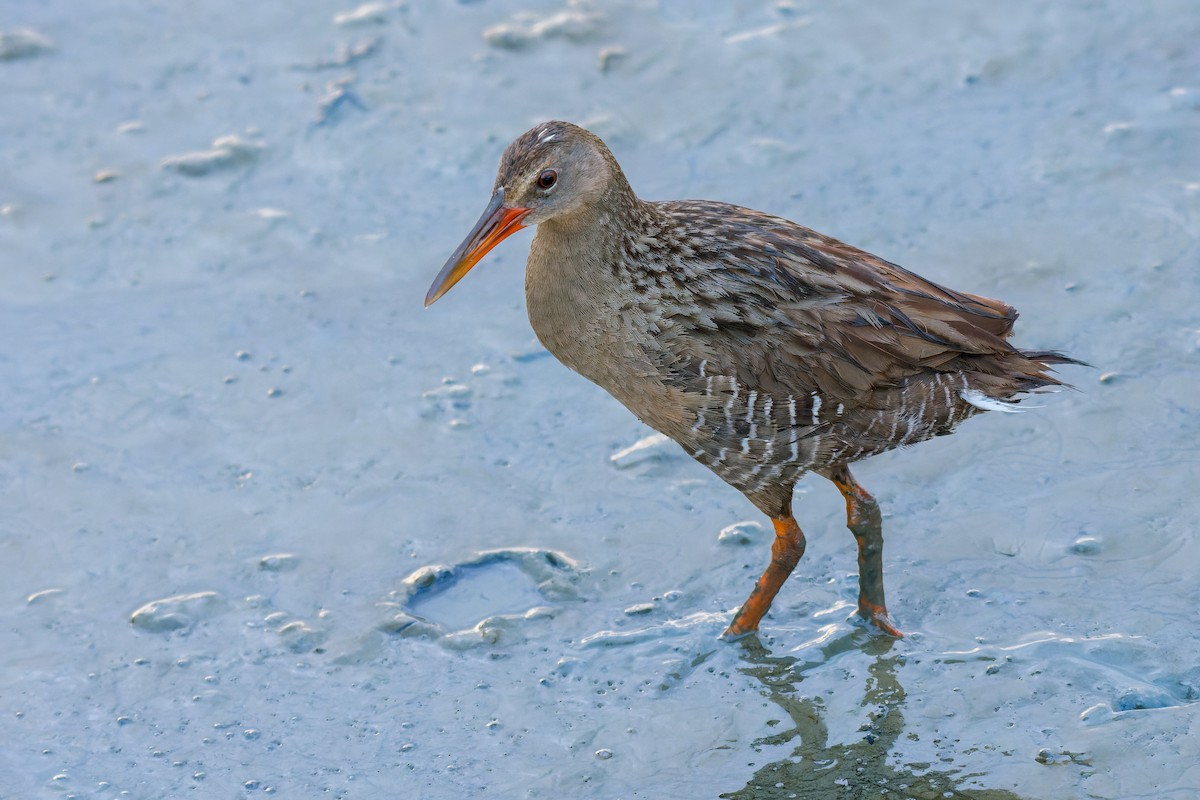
(424, 120, 1078, 640)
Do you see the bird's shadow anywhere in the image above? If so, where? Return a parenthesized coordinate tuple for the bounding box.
(720, 632, 1029, 800)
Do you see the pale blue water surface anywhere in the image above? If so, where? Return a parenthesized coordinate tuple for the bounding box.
(1, 1, 1198, 797)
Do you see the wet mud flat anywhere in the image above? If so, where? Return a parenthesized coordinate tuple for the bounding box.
(2, 1, 1199, 797)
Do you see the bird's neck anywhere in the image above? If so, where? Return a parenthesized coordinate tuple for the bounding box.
(524, 181, 647, 379)
(530, 177, 644, 289)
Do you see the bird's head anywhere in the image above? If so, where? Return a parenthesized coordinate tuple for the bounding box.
(424, 121, 619, 307)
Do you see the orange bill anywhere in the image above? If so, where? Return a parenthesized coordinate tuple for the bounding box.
(425, 189, 531, 307)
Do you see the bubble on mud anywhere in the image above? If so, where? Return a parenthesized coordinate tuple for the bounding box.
(0, 28, 53, 60)
(383, 548, 583, 645)
(420, 381, 472, 418)
(258, 553, 300, 572)
(1101, 121, 1135, 139)
(1164, 86, 1200, 114)
(597, 45, 626, 73)
(1080, 703, 1115, 726)
(403, 564, 455, 592)
(277, 620, 326, 653)
(553, 658, 579, 677)
(580, 611, 727, 647)
(160, 134, 265, 176)
(595, 748, 614, 760)
(441, 607, 557, 651)
(1113, 687, 1177, 712)
(26, 588, 65, 605)
(718, 521, 766, 545)
(610, 433, 673, 469)
(333, 2, 393, 27)
(483, 7, 603, 50)
(1069, 535, 1103, 555)
(130, 591, 224, 632)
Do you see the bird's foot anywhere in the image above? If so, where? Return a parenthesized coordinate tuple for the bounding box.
(719, 624, 760, 642)
(858, 602, 905, 638)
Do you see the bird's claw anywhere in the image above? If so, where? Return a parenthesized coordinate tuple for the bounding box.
(858, 603, 905, 637)
(719, 625, 757, 642)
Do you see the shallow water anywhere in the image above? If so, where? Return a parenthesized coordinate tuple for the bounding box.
(2, 0, 1199, 797)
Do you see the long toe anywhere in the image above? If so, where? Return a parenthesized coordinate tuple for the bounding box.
(859, 603, 905, 638)
(719, 624, 758, 642)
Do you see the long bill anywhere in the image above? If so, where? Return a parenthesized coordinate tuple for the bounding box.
(424, 188, 531, 307)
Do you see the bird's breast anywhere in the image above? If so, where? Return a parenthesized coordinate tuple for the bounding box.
(525, 241, 693, 436)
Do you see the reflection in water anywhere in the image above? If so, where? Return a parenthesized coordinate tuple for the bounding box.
(722, 634, 1027, 800)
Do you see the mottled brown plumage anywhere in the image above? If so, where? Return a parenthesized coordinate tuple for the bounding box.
(426, 120, 1077, 639)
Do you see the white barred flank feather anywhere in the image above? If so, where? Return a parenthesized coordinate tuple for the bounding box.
(959, 388, 1024, 413)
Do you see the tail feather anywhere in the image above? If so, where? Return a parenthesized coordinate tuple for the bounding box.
(1019, 349, 1090, 369)
(1010, 349, 1087, 394)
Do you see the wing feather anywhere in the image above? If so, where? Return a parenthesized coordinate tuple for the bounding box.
(647, 200, 1020, 405)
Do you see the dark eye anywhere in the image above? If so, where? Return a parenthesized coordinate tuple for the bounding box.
(537, 169, 558, 190)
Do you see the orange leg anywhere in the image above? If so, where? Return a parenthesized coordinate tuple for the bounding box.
(722, 516, 806, 640)
(826, 465, 904, 637)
